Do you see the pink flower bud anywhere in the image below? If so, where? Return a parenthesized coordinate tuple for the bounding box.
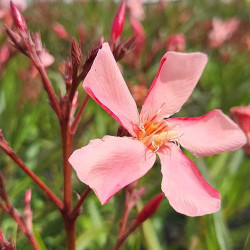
(72, 91, 78, 109)
(77, 24, 86, 44)
(10, 1, 27, 31)
(70, 91, 78, 124)
(110, 1, 126, 42)
(0, 46, 10, 63)
(24, 189, 32, 204)
(130, 17, 145, 58)
(136, 193, 164, 224)
(52, 23, 69, 40)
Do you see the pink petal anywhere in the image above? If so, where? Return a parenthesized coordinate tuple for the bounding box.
(169, 109, 247, 157)
(158, 144, 221, 216)
(83, 43, 139, 137)
(141, 52, 207, 121)
(41, 50, 54, 68)
(69, 136, 156, 204)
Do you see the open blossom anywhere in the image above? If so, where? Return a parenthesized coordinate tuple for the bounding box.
(126, 0, 145, 21)
(69, 43, 246, 216)
(230, 105, 250, 156)
(208, 17, 240, 48)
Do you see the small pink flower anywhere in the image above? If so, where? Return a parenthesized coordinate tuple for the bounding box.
(166, 33, 186, 52)
(126, 0, 145, 21)
(69, 43, 246, 216)
(230, 105, 250, 156)
(208, 17, 240, 48)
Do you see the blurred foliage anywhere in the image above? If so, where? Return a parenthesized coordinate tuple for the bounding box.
(0, 0, 250, 249)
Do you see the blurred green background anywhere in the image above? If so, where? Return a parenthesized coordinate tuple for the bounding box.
(0, 0, 250, 249)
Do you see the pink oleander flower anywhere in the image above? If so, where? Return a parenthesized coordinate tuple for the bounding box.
(208, 17, 240, 48)
(69, 43, 246, 216)
(230, 105, 250, 156)
(127, 0, 145, 21)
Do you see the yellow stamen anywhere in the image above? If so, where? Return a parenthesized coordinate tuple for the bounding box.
(137, 117, 179, 152)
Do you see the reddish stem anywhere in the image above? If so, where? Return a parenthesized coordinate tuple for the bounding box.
(114, 222, 137, 250)
(119, 204, 130, 237)
(60, 96, 74, 214)
(71, 95, 90, 134)
(60, 99, 76, 249)
(0, 139, 63, 211)
(71, 187, 91, 220)
(35, 64, 62, 120)
(63, 216, 76, 250)
(19, 31, 62, 120)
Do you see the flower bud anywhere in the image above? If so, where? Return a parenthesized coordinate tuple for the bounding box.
(230, 105, 250, 156)
(136, 193, 164, 224)
(24, 189, 32, 204)
(0, 46, 10, 64)
(10, 1, 27, 31)
(110, 1, 126, 42)
(52, 23, 69, 40)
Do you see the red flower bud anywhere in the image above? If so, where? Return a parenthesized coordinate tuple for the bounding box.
(110, 1, 126, 42)
(10, 1, 27, 31)
(136, 193, 164, 224)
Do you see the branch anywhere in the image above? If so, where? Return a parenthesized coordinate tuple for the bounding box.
(0, 132, 63, 211)
(70, 187, 91, 220)
(71, 94, 90, 134)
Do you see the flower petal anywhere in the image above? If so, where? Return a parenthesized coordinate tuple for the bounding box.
(141, 52, 207, 121)
(83, 43, 139, 137)
(158, 144, 221, 216)
(169, 109, 247, 157)
(69, 136, 156, 204)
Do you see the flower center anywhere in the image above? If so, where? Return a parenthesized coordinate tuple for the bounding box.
(137, 115, 179, 152)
